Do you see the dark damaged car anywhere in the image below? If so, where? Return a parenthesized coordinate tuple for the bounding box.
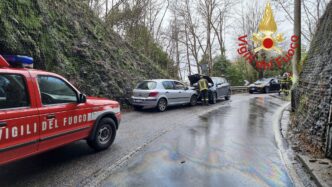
(188, 74, 231, 104)
(248, 78, 280, 94)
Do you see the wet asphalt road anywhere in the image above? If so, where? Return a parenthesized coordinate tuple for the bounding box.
(101, 95, 293, 187)
(0, 94, 292, 187)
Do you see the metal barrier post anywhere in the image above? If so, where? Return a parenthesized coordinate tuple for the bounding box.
(326, 105, 332, 158)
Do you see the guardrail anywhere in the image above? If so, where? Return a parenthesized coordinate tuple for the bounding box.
(231, 86, 248, 94)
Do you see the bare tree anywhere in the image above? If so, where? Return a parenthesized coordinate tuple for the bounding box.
(178, 0, 203, 74)
(185, 24, 192, 75)
(235, 1, 265, 78)
(209, 0, 237, 56)
(89, 0, 104, 16)
(163, 0, 238, 77)
(93, 0, 238, 78)
(166, 9, 183, 80)
(155, 0, 170, 42)
(274, 0, 329, 43)
(197, 0, 219, 75)
(105, 0, 109, 17)
(164, 0, 201, 77)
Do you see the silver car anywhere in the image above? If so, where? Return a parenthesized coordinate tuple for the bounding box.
(131, 79, 198, 112)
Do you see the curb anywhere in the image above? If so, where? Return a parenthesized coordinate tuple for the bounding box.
(273, 102, 304, 187)
(279, 104, 331, 187)
(296, 155, 323, 187)
(295, 154, 332, 187)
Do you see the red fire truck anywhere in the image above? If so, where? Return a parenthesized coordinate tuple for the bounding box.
(0, 55, 121, 165)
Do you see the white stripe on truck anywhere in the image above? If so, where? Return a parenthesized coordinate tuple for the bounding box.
(88, 108, 120, 121)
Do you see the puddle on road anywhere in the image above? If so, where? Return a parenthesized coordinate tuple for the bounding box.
(102, 96, 293, 187)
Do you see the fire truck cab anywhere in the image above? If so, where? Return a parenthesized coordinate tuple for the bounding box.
(0, 55, 121, 165)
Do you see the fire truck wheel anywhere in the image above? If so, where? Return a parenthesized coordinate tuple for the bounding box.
(88, 117, 117, 151)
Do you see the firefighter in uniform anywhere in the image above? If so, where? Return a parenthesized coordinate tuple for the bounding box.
(280, 72, 291, 96)
(199, 75, 209, 105)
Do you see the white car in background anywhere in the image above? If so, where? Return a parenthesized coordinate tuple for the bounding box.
(131, 79, 198, 112)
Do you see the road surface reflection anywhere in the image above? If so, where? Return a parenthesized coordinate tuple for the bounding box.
(102, 96, 293, 187)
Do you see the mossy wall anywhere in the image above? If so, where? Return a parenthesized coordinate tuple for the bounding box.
(292, 1, 332, 157)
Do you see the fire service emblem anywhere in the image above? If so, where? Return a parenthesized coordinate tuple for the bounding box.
(237, 2, 299, 70)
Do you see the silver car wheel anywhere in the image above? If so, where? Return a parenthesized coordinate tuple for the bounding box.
(190, 95, 198, 106)
(225, 90, 231, 100)
(158, 99, 167, 112)
(98, 126, 112, 145)
(212, 93, 217, 104)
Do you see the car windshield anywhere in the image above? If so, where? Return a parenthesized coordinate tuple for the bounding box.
(136, 81, 157, 90)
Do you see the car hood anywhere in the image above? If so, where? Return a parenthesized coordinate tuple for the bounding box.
(188, 74, 214, 86)
(86, 96, 119, 107)
(249, 83, 267, 87)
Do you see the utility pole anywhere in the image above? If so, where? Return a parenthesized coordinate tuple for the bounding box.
(293, 0, 301, 85)
(106, 0, 108, 18)
(291, 0, 301, 111)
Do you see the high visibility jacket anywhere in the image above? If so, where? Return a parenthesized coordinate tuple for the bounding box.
(198, 78, 208, 91)
(280, 77, 290, 83)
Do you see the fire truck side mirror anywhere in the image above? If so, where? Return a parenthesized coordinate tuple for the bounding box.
(78, 93, 87, 103)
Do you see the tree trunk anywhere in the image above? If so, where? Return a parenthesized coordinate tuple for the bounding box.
(174, 17, 181, 79)
(185, 25, 192, 75)
(176, 39, 181, 79)
(207, 14, 212, 75)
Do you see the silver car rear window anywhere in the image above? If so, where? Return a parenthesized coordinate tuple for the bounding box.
(136, 81, 157, 90)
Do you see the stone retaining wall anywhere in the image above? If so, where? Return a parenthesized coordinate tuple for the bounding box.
(293, 1, 332, 157)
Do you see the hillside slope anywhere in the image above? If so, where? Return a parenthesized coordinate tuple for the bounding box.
(0, 0, 170, 102)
